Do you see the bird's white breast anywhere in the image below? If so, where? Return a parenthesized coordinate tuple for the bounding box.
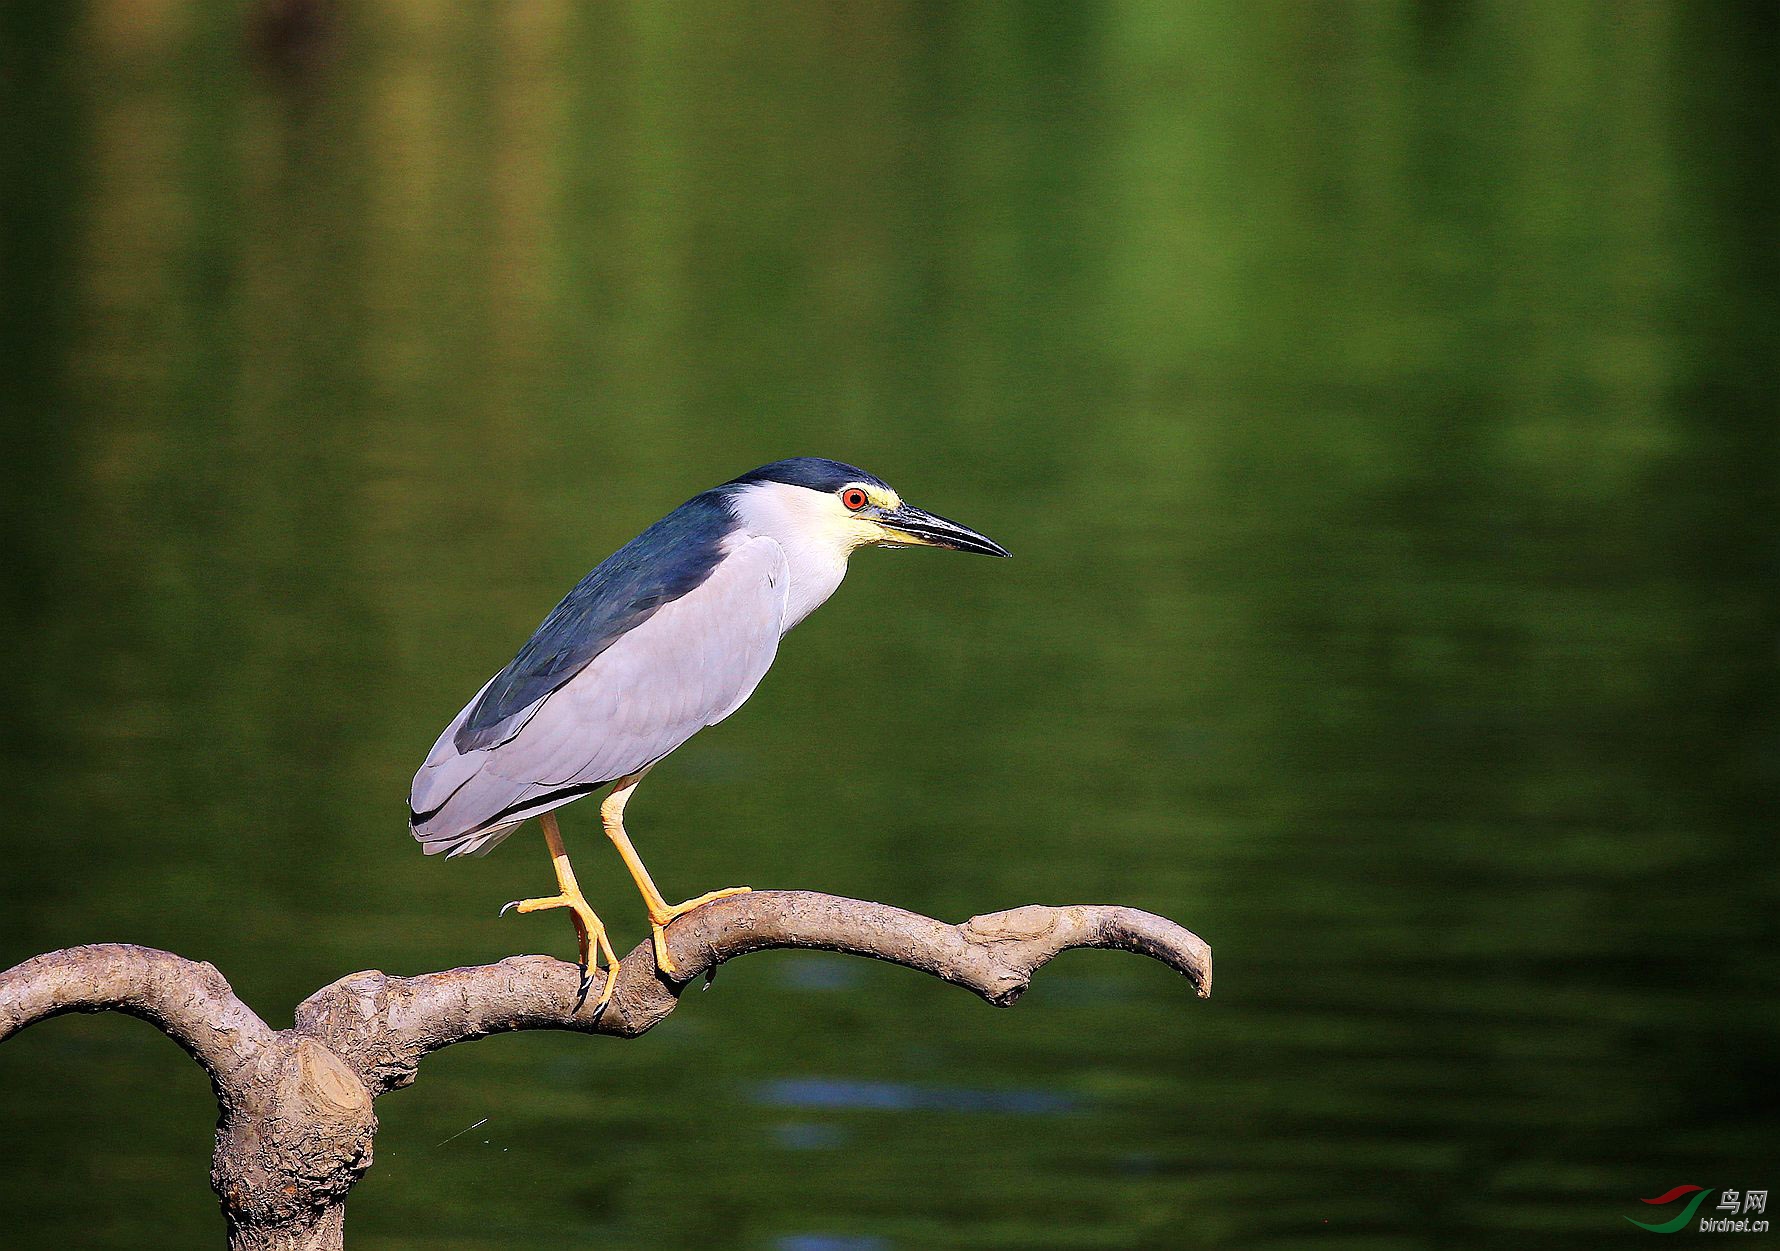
(725, 480, 855, 632)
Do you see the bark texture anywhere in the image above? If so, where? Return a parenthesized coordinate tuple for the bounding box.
(0, 890, 1211, 1249)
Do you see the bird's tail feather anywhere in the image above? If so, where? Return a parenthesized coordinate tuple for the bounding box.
(416, 819, 524, 858)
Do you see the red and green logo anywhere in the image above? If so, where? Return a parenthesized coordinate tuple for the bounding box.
(1628, 1186, 1715, 1233)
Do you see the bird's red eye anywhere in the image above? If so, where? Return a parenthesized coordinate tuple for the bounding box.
(841, 488, 869, 512)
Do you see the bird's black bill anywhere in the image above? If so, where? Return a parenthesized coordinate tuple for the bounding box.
(880, 503, 1011, 558)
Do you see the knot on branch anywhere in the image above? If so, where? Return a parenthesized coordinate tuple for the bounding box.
(213, 1037, 376, 1237)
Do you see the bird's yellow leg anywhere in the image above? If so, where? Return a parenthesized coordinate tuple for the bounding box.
(501, 811, 619, 1014)
(600, 772, 750, 977)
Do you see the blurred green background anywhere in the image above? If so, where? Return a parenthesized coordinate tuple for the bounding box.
(1, 2, 1775, 1248)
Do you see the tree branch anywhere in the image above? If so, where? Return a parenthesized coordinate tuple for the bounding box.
(0, 942, 277, 1102)
(1, 892, 1210, 1250)
(293, 891, 1212, 1095)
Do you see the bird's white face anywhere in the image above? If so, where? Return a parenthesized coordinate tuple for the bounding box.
(728, 473, 1009, 630)
(728, 478, 906, 560)
(729, 478, 1008, 560)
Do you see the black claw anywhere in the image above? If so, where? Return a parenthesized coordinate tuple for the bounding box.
(573, 967, 611, 1024)
(702, 966, 717, 991)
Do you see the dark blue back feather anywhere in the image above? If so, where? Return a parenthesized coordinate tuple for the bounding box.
(454, 491, 738, 752)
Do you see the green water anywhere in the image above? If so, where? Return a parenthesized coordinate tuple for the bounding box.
(2, 4, 1774, 1248)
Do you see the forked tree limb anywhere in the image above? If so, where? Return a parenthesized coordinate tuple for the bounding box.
(0, 891, 1211, 1251)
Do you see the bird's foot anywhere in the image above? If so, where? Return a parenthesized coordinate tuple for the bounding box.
(648, 886, 752, 978)
(501, 887, 620, 1015)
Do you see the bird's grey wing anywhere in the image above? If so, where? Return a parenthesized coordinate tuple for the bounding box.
(411, 537, 789, 850)
(453, 491, 735, 754)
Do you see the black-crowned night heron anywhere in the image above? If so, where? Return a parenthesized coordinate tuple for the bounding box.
(410, 458, 1009, 1012)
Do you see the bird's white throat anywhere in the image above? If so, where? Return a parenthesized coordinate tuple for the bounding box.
(725, 480, 865, 631)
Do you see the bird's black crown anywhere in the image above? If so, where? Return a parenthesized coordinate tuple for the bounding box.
(724, 457, 889, 495)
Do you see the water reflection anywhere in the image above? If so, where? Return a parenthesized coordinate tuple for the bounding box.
(754, 1077, 1078, 1116)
